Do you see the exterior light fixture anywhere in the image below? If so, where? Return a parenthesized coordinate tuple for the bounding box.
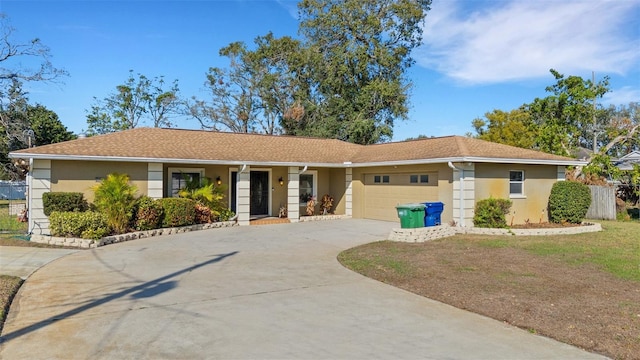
(278, 177, 284, 186)
(216, 176, 222, 186)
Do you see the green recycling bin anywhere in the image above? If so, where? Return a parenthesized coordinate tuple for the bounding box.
(396, 203, 426, 228)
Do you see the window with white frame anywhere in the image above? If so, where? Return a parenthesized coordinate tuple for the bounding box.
(168, 168, 205, 197)
(299, 171, 317, 203)
(509, 170, 524, 196)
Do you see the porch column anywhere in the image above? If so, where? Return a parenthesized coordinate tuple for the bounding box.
(30, 159, 51, 235)
(451, 163, 475, 227)
(345, 168, 353, 217)
(237, 165, 251, 226)
(147, 162, 163, 199)
(287, 166, 300, 222)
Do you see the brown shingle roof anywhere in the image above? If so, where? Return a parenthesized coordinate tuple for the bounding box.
(350, 136, 574, 163)
(10, 127, 579, 165)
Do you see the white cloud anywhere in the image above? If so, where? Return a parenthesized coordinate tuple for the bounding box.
(275, 0, 299, 19)
(603, 86, 640, 105)
(417, 0, 640, 84)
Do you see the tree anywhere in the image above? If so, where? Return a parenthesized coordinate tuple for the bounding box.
(27, 104, 76, 146)
(599, 102, 639, 157)
(0, 14, 68, 83)
(189, 43, 263, 134)
(189, 33, 307, 135)
(470, 70, 639, 189)
(527, 69, 610, 156)
(471, 108, 536, 149)
(0, 79, 29, 179)
(86, 70, 182, 135)
(0, 14, 68, 179)
(197, 0, 432, 144)
(0, 83, 74, 179)
(287, 0, 432, 144)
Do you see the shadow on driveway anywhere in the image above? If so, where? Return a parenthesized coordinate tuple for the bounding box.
(0, 251, 237, 344)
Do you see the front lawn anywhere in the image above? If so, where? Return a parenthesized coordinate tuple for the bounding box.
(339, 221, 640, 360)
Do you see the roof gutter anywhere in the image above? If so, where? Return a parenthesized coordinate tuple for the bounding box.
(8, 153, 587, 168)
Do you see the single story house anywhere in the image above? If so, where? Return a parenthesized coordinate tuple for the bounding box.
(9, 127, 585, 235)
(614, 150, 640, 171)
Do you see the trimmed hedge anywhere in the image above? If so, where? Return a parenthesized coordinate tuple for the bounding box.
(159, 198, 196, 227)
(473, 198, 512, 228)
(49, 211, 109, 240)
(548, 181, 591, 224)
(43, 192, 88, 216)
(133, 196, 164, 230)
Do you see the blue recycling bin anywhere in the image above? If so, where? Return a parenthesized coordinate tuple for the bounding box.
(423, 202, 444, 227)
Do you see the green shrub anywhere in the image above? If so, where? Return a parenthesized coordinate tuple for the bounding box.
(217, 208, 235, 222)
(159, 198, 196, 227)
(133, 196, 164, 230)
(92, 173, 138, 234)
(178, 177, 228, 216)
(548, 181, 591, 224)
(473, 198, 512, 228)
(43, 192, 88, 216)
(49, 211, 109, 240)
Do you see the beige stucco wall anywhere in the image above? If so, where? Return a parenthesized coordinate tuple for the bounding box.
(352, 164, 454, 223)
(271, 167, 288, 215)
(475, 163, 558, 224)
(51, 160, 148, 203)
(329, 168, 346, 215)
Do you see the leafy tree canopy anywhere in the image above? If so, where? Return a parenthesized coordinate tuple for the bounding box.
(86, 70, 182, 135)
(0, 14, 69, 179)
(192, 0, 432, 144)
(471, 69, 639, 188)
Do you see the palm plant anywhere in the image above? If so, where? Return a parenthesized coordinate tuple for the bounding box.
(92, 172, 138, 234)
(177, 176, 226, 219)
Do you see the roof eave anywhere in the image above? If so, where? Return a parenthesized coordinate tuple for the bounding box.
(7, 152, 346, 168)
(9, 153, 586, 168)
(349, 156, 586, 167)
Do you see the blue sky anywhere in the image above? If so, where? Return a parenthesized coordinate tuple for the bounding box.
(1, 0, 639, 141)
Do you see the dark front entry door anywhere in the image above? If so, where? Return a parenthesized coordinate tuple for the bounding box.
(230, 171, 238, 213)
(250, 171, 269, 215)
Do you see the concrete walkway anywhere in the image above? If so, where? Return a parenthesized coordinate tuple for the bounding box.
(0, 220, 606, 359)
(0, 246, 78, 279)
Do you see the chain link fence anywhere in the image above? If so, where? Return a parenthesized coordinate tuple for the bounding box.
(0, 180, 27, 214)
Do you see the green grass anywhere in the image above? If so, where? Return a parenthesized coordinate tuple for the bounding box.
(0, 213, 27, 233)
(338, 242, 414, 277)
(475, 221, 640, 281)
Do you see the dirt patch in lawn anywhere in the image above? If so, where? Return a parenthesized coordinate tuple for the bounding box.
(0, 275, 23, 334)
(339, 239, 640, 360)
(510, 222, 587, 229)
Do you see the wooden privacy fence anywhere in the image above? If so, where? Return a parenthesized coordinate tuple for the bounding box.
(586, 185, 616, 220)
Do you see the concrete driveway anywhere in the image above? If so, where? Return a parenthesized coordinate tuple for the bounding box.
(0, 220, 605, 359)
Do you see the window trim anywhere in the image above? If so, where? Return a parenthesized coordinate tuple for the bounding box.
(509, 170, 526, 198)
(167, 167, 205, 197)
(299, 170, 318, 205)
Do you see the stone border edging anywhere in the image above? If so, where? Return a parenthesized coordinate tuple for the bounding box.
(29, 221, 238, 249)
(454, 222, 602, 236)
(299, 214, 351, 222)
(389, 225, 456, 243)
(389, 222, 602, 243)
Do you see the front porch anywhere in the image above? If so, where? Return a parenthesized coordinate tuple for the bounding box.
(158, 163, 353, 226)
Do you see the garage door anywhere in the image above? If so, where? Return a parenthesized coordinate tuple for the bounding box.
(364, 173, 439, 221)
